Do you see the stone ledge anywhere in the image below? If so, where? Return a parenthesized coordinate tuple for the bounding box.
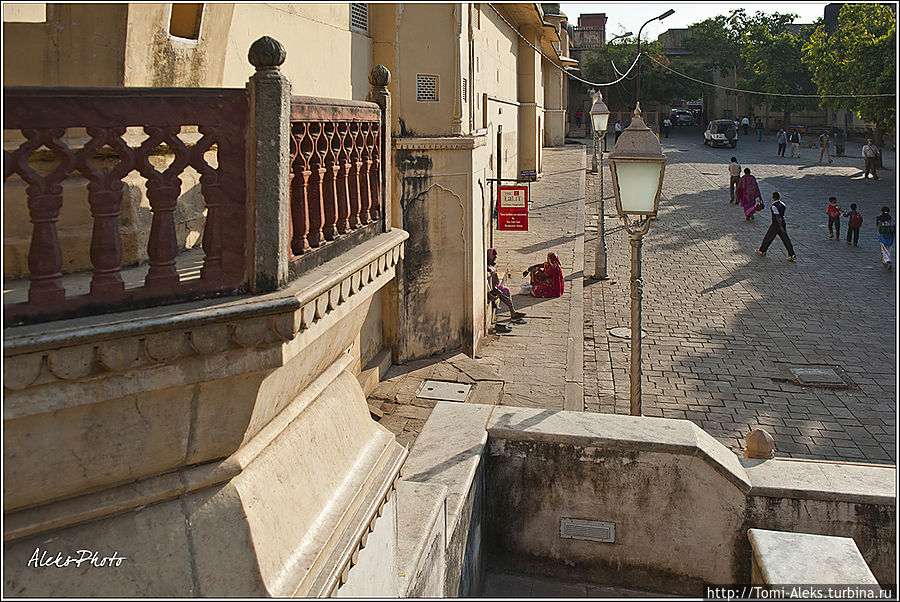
(743, 457, 896, 505)
(394, 135, 487, 151)
(3, 230, 408, 394)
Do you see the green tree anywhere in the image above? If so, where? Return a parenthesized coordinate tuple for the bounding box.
(683, 10, 745, 78)
(738, 12, 818, 130)
(802, 3, 895, 149)
(581, 38, 704, 115)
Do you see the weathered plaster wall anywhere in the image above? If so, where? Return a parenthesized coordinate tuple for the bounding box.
(122, 4, 233, 87)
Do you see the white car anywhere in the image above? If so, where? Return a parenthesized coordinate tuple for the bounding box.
(704, 120, 738, 148)
(674, 110, 693, 126)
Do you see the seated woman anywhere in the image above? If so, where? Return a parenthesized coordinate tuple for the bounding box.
(487, 249, 525, 319)
(523, 252, 564, 298)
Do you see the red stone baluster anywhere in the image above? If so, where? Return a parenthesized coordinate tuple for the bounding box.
(290, 122, 313, 255)
(346, 122, 362, 230)
(367, 123, 381, 221)
(356, 123, 370, 225)
(76, 127, 135, 298)
(10, 128, 76, 305)
(321, 122, 338, 241)
(136, 126, 190, 290)
(191, 126, 224, 281)
(334, 122, 351, 235)
(306, 122, 326, 247)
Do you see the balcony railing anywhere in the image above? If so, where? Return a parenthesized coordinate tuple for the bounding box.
(288, 97, 383, 273)
(3, 88, 250, 326)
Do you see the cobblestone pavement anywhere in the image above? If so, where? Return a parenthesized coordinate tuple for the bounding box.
(584, 125, 896, 464)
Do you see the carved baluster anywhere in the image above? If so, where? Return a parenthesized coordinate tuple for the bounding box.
(367, 123, 381, 221)
(321, 121, 338, 241)
(291, 122, 313, 254)
(356, 123, 371, 225)
(346, 122, 362, 229)
(192, 126, 223, 281)
(11, 128, 75, 305)
(306, 122, 326, 247)
(334, 122, 351, 235)
(78, 127, 134, 298)
(137, 126, 190, 290)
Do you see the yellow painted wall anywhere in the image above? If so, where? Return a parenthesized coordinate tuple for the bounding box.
(2, 4, 127, 86)
(220, 3, 373, 99)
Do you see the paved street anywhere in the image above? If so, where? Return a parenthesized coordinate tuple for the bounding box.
(371, 125, 896, 465)
(585, 125, 896, 463)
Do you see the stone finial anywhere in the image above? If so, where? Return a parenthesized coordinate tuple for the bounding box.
(369, 64, 391, 88)
(248, 36, 286, 70)
(633, 102, 642, 118)
(744, 428, 776, 459)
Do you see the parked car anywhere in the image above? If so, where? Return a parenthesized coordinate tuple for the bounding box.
(704, 120, 738, 148)
(674, 110, 693, 126)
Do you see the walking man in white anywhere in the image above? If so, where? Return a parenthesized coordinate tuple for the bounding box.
(862, 139, 880, 179)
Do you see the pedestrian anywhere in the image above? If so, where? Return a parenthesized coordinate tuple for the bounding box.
(487, 249, 526, 319)
(876, 207, 894, 270)
(844, 203, 863, 246)
(662, 117, 671, 138)
(818, 131, 833, 164)
(728, 156, 741, 203)
(737, 167, 762, 220)
(756, 119, 764, 141)
(826, 196, 841, 240)
(862, 138, 880, 179)
(789, 129, 801, 158)
(733, 118, 740, 134)
(742, 116, 750, 136)
(575, 110, 583, 127)
(776, 129, 787, 157)
(756, 192, 796, 261)
(614, 120, 623, 142)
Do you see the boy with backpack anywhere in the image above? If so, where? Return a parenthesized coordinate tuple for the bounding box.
(876, 207, 895, 270)
(844, 204, 863, 246)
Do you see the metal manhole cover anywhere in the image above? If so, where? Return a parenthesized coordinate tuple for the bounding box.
(789, 367, 844, 385)
(417, 380, 472, 402)
(608, 327, 648, 339)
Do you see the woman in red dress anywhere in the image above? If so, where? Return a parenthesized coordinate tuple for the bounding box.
(524, 252, 564, 298)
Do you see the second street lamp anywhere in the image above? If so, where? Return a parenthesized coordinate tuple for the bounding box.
(590, 90, 610, 280)
(609, 103, 666, 416)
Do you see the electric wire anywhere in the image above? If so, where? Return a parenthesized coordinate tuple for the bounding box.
(646, 53, 895, 98)
(486, 3, 640, 87)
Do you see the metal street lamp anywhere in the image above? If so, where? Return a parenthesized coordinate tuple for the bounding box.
(603, 31, 632, 154)
(609, 103, 666, 416)
(636, 9, 674, 107)
(589, 90, 610, 280)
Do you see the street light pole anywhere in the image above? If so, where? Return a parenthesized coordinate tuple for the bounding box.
(636, 9, 674, 109)
(608, 105, 667, 416)
(603, 31, 631, 153)
(590, 91, 610, 279)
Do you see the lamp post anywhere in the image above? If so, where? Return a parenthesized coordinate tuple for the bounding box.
(589, 90, 610, 280)
(603, 31, 632, 153)
(635, 9, 674, 107)
(609, 103, 666, 416)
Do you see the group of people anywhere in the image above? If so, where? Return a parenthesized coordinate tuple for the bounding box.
(728, 155, 895, 267)
(830, 200, 899, 270)
(774, 128, 805, 158)
(487, 249, 565, 330)
(736, 116, 765, 141)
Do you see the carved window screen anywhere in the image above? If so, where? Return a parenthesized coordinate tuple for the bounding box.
(416, 74, 439, 102)
(350, 4, 368, 34)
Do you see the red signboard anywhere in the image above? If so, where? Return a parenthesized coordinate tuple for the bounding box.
(497, 185, 528, 231)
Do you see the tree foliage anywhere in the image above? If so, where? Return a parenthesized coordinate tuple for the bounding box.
(737, 12, 818, 117)
(802, 3, 895, 135)
(581, 38, 705, 112)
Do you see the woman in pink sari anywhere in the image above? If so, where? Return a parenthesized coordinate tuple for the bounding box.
(736, 167, 762, 220)
(524, 252, 564, 298)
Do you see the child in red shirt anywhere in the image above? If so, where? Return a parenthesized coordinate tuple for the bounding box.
(826, 196, 842, 240)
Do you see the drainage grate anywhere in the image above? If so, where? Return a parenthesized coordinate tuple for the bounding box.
(560, 518, 616, 543)
(417, 380, 472, 402)
(789, 367, 844, 385)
